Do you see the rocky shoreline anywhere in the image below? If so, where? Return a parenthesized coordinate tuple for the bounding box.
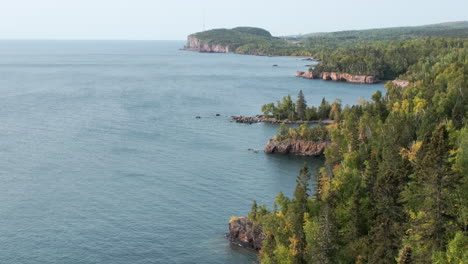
(296, 71, 379, 84)
(227, 217, 264, 251)
(264, 138, 330, 156)
(232, 115, 334, 125)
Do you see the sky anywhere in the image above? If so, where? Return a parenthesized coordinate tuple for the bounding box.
(0, 0, 467, 40)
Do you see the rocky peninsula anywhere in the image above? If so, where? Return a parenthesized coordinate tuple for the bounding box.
(232, 115, 334, 125)
(227, 217, 264, 251)
(296, 71, 379, 84)
(264, 138, 330, 156)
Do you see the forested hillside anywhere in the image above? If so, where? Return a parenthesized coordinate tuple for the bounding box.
(248, 39, 468, 264)
(312, 38, 467, 80)
(188, 22, 468, 79)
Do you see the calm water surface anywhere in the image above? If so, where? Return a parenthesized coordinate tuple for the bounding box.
(0, 41, 383, 264)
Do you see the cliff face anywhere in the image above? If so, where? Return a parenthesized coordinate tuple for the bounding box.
(184, 35, 230, 53)
(264, 138, 331, 156)
(296, 71, 379, 84)
(228, 217, 264, 251)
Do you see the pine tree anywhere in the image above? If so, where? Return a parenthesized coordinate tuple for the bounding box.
(318, 98, 331, 120)
(249, 200, 258, 221)
(402, 123, 459, 262)
(369, 117, 412, 263)
(289, 163, 311, 264)
(316, 201, 337, 264)
(296, 90, 307, 121)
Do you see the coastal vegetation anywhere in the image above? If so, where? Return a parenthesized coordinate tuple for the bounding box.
(261, 90, 341, 122)
(275, 123, 330, 143)
(187, 22, 468, 79)
(246, 40, 468, 263)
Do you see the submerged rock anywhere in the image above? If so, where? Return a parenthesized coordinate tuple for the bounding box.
(228, 217, 265, 251)
(264, 138, 331, 156)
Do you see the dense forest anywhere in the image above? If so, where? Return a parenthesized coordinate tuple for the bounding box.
(247, 40, 467, 263)
(311, 38, 467, 80)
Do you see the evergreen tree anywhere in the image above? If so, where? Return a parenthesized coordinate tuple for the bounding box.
(330, 99, 342, 122)
(401, 123, 460, 262)
(296, 90, 307, 121)
(289, 164, 311, 264)
(249, 200, 258, 221)
(318, 98, 331, 120)
(369, 114, 412, 263)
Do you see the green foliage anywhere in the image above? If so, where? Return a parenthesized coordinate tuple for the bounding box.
(262, 92, 336, 122)
(249, 200, 258, 221)
(249, 37, 467, 264)
(232, 27, 272, 37)
(296, 90, 307, 121)
(275, 124, 329, 142)
(312, 38, 468, 79)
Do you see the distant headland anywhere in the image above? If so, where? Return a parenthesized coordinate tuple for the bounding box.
(184, 22, 468, 84)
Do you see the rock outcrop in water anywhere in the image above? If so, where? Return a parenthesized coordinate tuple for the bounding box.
(184, 36, 230, 53)
(296, 71, 379, 84)
(232, 115, 334, 125)
(264, 138, 331, 156)
(228, 217, 264, 251)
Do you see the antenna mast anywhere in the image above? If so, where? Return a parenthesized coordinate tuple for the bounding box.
(203, 9, 206, 31)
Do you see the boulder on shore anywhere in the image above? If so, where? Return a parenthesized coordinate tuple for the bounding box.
(228, 217, 264, 251)
(264, 138, 331, 156)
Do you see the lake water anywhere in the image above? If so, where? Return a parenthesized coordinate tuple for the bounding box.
(0, 41, 383, 264)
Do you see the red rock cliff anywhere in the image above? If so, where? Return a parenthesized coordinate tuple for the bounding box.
(228, 217, 264, 250)
(264, 138, 330, 156)
(296, 71, 379, 84)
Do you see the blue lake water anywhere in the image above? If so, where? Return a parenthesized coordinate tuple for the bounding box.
(0, 40, 383, 264)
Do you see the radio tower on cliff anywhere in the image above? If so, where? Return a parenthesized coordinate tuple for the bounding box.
(203, 9, 206, 31)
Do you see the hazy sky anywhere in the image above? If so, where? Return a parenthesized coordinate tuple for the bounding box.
(1, 0, 467, 40)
